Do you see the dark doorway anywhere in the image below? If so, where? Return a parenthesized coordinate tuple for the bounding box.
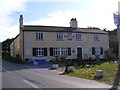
(77, 47, 82, 59)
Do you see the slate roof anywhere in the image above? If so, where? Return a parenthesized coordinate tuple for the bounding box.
(22, 25, 107, 34)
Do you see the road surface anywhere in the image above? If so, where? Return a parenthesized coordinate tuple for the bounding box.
(1, 59, 114, 89)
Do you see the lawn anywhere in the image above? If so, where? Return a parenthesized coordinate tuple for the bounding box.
(65, 61, 118, 85)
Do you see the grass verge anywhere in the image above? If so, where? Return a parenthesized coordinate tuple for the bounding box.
(65, 61, 118, 85)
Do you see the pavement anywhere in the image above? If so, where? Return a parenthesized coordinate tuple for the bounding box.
(49, 68, 65, 74)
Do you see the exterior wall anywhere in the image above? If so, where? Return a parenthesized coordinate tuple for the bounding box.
(14, 35, 20, 57)
(10, 42, 13, 57)
(23, 31, 109, 60)
(19, 30, 23, 59)
(10, 35, 20, 57)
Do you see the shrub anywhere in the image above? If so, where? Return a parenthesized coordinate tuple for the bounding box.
(2, 54, 25, 64)
(104, 49, 116, 62)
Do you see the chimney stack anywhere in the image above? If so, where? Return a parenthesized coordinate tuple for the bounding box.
(19, 15, 23, 29)
(70, 18, 78, 28)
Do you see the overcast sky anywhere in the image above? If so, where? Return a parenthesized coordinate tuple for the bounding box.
(0, 0, 119, 42)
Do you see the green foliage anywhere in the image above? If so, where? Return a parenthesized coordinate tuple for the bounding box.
(108, 29, 118, 56)
(65, 61, 118, 85)
(2, 38, 14, 56)
(104, 48, 116, 59)
(2, 52, 25, 64)
(50, 56, 67, 67)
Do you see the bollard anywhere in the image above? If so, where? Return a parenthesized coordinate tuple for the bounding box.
(68, 66, 74, 71)
(96, 70, 103, 77)
(52, 64, 59, 69)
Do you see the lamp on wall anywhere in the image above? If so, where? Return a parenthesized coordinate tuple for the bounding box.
(72, 49, 75, 53)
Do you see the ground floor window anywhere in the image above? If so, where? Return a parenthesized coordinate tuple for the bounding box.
(33, 47, 71, 57)
(61, 48, 68, 55)
(53, 48, 68, 56)
(92, 47, 103, 55)
(33, 48, 47, 56)
(36, 48, 44, 56)
(53, 48, 60, 56)
(50, 47, 71, 56)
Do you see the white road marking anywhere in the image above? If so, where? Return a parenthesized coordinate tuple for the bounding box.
(0, 65, 2, 72)
(2, 67, 11, 73)
(23, 80, 38, 88)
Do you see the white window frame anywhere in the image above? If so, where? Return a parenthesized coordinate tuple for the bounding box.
(61, 48, 68, 56)
(94, 34, 100, 41)
(95, 47, 101, 55)
(36, 48, 44, 56)
(36, 32, 44, 40)
(56, 33, 64, 40)
(53, 48, 60, 56)
(53, 48, 68, 56)
(76, 33, 82, 40)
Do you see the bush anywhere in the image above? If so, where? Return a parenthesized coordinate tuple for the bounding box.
(50, 56, 67, 66)
(2, 54, 25, 64)
(104, 49, 116, 62)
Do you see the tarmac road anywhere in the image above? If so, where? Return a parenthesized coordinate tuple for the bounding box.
(1, 59, 113, 89)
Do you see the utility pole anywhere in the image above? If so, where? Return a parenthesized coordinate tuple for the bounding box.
(113, 1, 120, 87)
(118, 1, 120, 65)
(118, 2, 120, 87)
(117, 24, 120, 65)
(113, 12, 120, 64)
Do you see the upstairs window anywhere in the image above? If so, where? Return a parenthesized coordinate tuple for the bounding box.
(94, 34, 100, 41)
(56, 33, 64, 40)
(76, 34, 82, 40)
(36, 32, 44, 40)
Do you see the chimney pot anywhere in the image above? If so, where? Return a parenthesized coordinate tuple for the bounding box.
(70, 18, 78, 28)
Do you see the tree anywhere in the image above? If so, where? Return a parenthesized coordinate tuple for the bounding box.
(103, 28, 107, 32)
(104, 48, 116, 62)
(2, 38, 14, 56)
(107, 29, 118, 56)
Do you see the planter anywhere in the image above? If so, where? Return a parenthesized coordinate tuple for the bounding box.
(52, 64, 59, 69)
(96, 70, 103, 77)
(68, 66, 74, 71)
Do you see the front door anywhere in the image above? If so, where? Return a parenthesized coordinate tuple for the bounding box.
(77, 47, 82, 59)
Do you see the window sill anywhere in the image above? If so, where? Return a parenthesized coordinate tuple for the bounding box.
(35, 39, 44, 41)
(76, 39, 82, 41)
(36, 55, 44, 57)
(53, 55, 68, 56)
(56, 40, 64, 41)
(68, 39, 72, 40)
(94, 40, 100, 41)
